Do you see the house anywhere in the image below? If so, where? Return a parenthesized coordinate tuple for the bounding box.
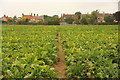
(2, 15, 12, 22)
(17, 17, 22, 21)
(61, 12, 113, 23)
(61, 14, 74, 21)
(22, 13, 44, 22)
(97, 12, 112, 22)
(81, 12, 113, 23)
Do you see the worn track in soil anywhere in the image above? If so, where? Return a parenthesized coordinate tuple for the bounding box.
(54, 32, 67, 78)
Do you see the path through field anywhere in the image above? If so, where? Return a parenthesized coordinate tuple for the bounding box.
(54, 32, 67, 78)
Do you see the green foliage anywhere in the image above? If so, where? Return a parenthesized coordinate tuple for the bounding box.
(13, 16, 17, 21)
(2, 25, 119, 78)
(60, 25, 119, 78)
(37, 20, 44, 25)
(45, 15, 60, 25)
(104, 15, 115, 23)
(21, 17, 29, 22)
(2, 25, 59, 78)
(80, 16, 88, 25)
(43, 15, 49, 20)
(88, 17, 95, 25)
(75, 11, 81, 20)
(74, 20, 80, 24)
(7, 18, 13, 24)
(91, 10, 99, 20)
(13, 16, 17, 24)
(64, 17, 74, 24)
(90, 10, 99, 24)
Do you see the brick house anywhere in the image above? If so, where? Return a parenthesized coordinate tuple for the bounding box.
(2, 15, 12, 21)
(22, 13, 44, 22)
(97, 12, 112, 22)
(61, 14, 74, 21)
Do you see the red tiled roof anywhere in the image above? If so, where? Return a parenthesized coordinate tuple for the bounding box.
(63, 14, 74, 17)
(23, 15, 32, 19)
(22, 14, 44, 22)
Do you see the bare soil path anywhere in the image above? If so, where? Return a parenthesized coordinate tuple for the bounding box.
(54, 31, 67, 78)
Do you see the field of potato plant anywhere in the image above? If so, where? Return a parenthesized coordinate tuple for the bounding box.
(1, 25, 119, 78)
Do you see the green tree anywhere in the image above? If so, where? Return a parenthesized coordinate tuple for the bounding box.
(7, 18, 13, 24)
(52, 15, 60, 25)
(88, 18, 95, 25)
(74, 12, 81, 24)
(91, 10, 99, 19)
(80, 16, 88, 25)
(13, 16, 17, 21)
(13, 16, 17, 24)
(104, 15, 115, 23)
(64, 17, 74, 24)
(21, 17, 28, 22)
(37, 20, 44, 25)
(90, 10, 99, 24)
(75, 12, 81, 20)
(74, 15, 79, 24)
(45, 15, 60, 25)
(21, 17, 29, 24)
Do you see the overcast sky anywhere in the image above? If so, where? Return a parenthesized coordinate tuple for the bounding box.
(0, 0, 119, 17)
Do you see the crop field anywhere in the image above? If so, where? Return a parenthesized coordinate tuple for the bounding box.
(2, 25, 59, 78)
(1, 25, 119, 78)
(60, 25, 119, 78)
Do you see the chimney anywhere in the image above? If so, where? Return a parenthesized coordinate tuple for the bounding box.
(37, 14, 38, 16)
(63, 13, 65, 16)
(22, 13, 24, 17)
(31, 13, 32, 16)
(4, 14, 6, 17)
(34, 14, 35, 16)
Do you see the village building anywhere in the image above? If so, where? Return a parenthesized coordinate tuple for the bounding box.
(61, 12, 113, 23)
(97, 12, 113, 23)
(2, 15, 12, 22)
(61, 14, 74, 22)
(22, 13, 44, 22)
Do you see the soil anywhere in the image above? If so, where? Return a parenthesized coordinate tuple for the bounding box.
(54, 31, 67, 78)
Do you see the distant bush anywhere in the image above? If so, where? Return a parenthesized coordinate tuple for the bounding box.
(96, 22, 118, 25)
(2, 21, 8, 24)
(64, 17, 74, 24)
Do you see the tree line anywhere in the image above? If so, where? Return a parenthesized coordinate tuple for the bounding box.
(2, 10, 118, 25)
(64, 10, 117, 25)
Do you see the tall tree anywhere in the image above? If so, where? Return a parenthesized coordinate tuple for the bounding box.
(13, 16, 17, 24)
(80, 16, 88, 25)
(74, 11, 81, 24)
(90, 10, 99, 24)
(21, 17, 28, 22)
(104, 15, 114, 23)
(75, 12, 81, 20)
(64, 16, 74, 24)
(74, 15, 79, 24)
(45, 15, 60, 25)
(7, 18, 13, 24)
(13, 16, 17, 21)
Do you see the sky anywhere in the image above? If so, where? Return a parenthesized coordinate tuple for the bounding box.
(0, 0, 119, 17)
